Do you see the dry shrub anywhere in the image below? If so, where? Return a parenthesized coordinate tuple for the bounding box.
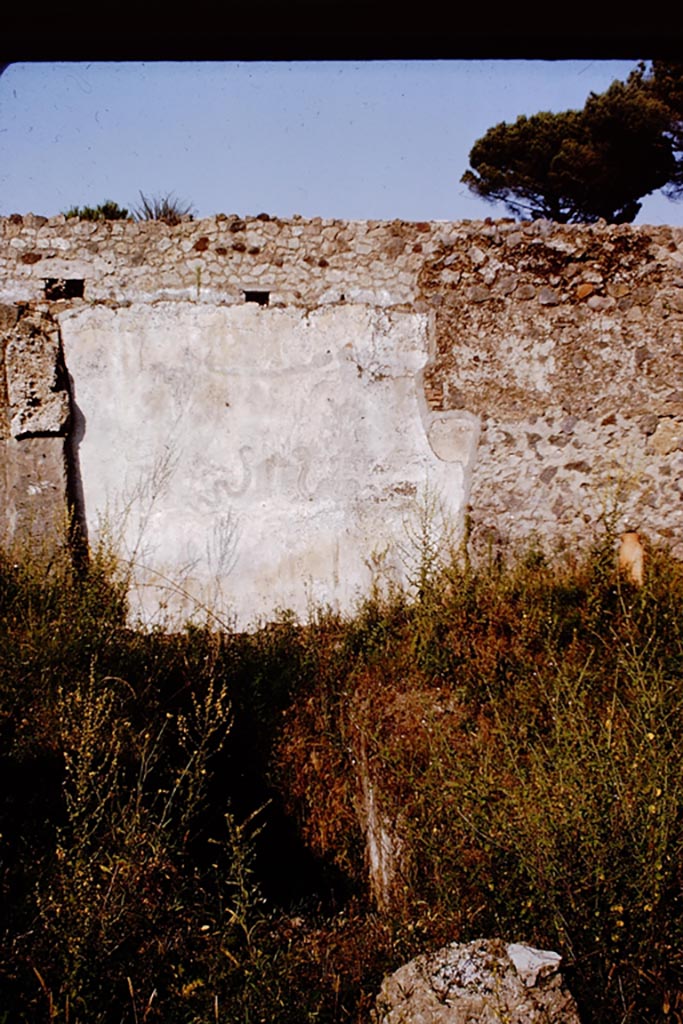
(276, 691, 363, 881)
(0, 543, 262, 1023)
(5, 529, 683, 1023)
(133, 191, 194, 226)
(269, 534, 683, 1023)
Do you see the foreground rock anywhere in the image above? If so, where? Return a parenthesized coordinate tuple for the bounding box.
(374, 938, 581, 1024)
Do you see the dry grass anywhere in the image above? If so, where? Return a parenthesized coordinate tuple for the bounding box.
(2, 529, 683, 1021)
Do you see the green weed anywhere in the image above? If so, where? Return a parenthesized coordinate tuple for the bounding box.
(63, 201, 130, 221)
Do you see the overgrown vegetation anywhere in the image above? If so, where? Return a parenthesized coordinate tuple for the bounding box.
(133, 191, 194, 226)
(2, 525, 683, 1022)
(63, 193, 195, 225)
(64, 200, 130, 221)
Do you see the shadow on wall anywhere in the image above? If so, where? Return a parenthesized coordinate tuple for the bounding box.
(65, 372, 88, 568)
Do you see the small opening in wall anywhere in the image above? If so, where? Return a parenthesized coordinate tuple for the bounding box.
(243, 290, 270, 306)
(43, 278, 85, 300)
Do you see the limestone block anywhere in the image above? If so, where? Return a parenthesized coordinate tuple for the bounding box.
(467, 284, 490, 303)
(587, 294, 615, 311)
(427, 413, 480, 468)
(5, 312, 70, 439)
(357, 762, 403, 913)
(0, 303, 19, 333)
(35, 257, 91, 282)
(650, 417, 683, 455)
(374, 938, 581, 1024)
(0, 435, 70, 549)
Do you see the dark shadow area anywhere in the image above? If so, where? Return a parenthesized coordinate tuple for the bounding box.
(43, 279, 85, 301)
(204, 705, 353, 910)
(3, 12, 683, 61)
(64, 371, 89, 570)
(243, 290, 270, 306)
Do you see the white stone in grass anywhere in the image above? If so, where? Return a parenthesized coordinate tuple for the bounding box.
(374, 938, 581, 1024)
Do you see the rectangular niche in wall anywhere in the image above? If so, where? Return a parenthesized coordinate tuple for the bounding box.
(243, 290, 270, 306)
(43, 278, 85, 300)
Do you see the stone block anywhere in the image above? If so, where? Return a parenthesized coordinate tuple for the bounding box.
(0, 435, 70, 550)
(5, 312, 70, 439)
(374, 939, 581, 1024)
(650, 417, 683, 455)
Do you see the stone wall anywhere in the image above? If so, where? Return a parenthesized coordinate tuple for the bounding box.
(0, 211, 448, 309)
(2, 212, 683, 623)
(417, 220, 683, 559)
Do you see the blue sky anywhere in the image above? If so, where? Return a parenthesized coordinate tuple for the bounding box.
(2, 60, 682, 225)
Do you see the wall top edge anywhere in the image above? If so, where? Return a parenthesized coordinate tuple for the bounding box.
(1, 212, 681, 238)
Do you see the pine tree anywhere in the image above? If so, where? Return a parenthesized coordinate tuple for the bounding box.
(462, 64, 679, 224)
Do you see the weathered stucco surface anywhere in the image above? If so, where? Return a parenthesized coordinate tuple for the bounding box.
(58, 301, 473, 627)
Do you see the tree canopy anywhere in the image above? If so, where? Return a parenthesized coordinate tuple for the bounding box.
(462, 62, 683, 223)
(646, 59, 683, 198)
